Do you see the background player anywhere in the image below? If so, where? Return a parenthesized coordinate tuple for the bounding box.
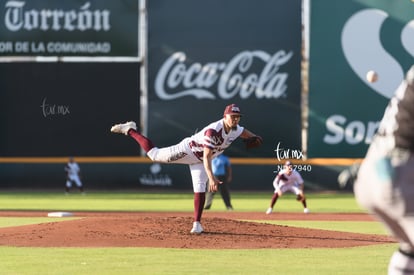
(110, 103, 262, 234)
(354, 66, 414, 274)
(204, 153, 233, 210)
(64, 157, 85, 194)
(266, 160, 309, 214)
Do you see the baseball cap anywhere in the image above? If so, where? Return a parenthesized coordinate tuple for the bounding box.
(284, 161, 293, 166)
(223, 104, 242, 116)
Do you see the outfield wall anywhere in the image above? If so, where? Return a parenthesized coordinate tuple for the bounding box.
(2, 1, 412, 190)
(0, 158, 358, 191)
(0, 0, 303, 189)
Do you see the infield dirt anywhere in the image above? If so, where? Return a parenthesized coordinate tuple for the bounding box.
(0, 211, 394, 249)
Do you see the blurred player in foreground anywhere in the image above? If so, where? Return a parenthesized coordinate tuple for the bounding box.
(204, 153, 233, 211)
(64, 157, 85, 194)
(354, 66, 414, 275)
(110, 103, 262, 234)
(266, 160, 309, 214)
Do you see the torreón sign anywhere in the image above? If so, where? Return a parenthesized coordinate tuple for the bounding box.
(4, 1, 111, 32)
(0, 0, 138, 57)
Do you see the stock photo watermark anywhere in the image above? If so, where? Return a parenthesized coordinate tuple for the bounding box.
(40, 97, 70, 118)
(274, 142, 312, 172)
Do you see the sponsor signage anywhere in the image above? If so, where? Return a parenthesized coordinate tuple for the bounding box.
(148, 0, 302, 158)
(308, 0, 414, 157)
(0, 0, 139, 56)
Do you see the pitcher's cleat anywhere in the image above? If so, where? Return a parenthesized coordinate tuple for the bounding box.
(190, 221, 204, 234)
(110, 121, 137, 135)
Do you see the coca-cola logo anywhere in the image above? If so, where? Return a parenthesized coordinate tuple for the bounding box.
(155, 50, 293, 100)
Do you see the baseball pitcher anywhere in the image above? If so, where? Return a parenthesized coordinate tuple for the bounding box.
(110, 103, 262, 234)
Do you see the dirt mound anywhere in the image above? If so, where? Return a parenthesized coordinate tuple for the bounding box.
(0, 211, 394, 248)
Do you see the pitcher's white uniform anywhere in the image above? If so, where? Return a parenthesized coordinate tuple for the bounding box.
(110, 103, 261, 235)
(147, 119, 243, 193)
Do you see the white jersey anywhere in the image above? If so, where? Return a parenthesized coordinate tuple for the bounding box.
(274, 169, 304, 188)
(147, 118, 244, 164)
(188, 119, 244, 160)
(65, 161, 83, 188)
(146, 118, 244, 192)
(65, 162, 80, 177)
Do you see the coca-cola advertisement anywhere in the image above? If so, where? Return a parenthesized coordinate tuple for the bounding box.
(148, 0, 302, 158)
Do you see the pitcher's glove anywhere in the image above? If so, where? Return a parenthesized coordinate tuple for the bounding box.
(243, 136, 263, 149)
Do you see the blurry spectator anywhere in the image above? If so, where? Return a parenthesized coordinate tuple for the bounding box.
(204, 154, 233, 210)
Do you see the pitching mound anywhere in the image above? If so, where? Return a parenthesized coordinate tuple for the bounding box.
(0, 211, 394, 248)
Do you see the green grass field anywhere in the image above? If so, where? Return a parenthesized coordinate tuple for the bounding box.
(0, 191, 396, 275)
